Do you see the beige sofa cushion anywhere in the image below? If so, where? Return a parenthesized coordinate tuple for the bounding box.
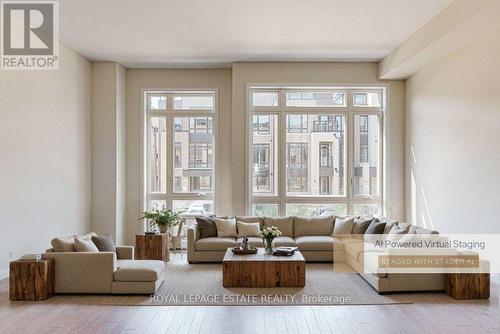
(195, 237, 236, 251)
(381, 218, 400, 234)
(51, 232, 98, 253)
(273, 236, 296, 247)
(236, 221, 260, 237)
(114, 260, 165, 282)
(295, 236, 337, 251)
(332, 216, 354, 236)
(214, 217, 237, 238)
(409, 225, 438, 234)
(51, 236, 75, 252)
(344, 238, 385, 262)
(294, 216, 335, 237)
(235, 216, 264, 229)
(79, 232, 98, 240)
(263, 216, 294, 237)
(74, 237, 99, 252)
(387, 222, 411, 241)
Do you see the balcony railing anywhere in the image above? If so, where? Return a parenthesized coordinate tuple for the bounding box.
(253, 164, 269, 177)
(312, 121, 344, 133)
(319, 156, 335, 167)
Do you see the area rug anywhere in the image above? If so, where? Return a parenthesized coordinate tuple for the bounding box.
(45, 261, 427, 306)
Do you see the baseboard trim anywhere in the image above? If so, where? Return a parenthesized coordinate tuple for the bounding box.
(0, 268, 8, 280)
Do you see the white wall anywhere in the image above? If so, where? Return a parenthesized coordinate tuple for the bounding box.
(91, 63, 126, 244)
(232, 63, 406, 218)
(405, 35, 500, 233)
(0, 44, 91, 276)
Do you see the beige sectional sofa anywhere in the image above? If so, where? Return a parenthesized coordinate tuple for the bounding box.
(187, 215, 446, 293)
(43, 234, 165, 294)
(188, 216, 339, 263)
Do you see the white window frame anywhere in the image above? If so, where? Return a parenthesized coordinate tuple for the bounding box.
(141, 89, 218, 227)
(246, 84, 386, 217)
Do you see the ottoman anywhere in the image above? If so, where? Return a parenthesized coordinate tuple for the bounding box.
(112, 260, 165, 294)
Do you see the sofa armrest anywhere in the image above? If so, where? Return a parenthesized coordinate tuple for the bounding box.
(42, 252, 116, 293)
(188, 225, 199, 242)
(187, 225, 199, 263)
(116, 246, 134, 260)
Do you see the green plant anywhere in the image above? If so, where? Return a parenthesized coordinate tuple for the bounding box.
(139, 208, 186, 232)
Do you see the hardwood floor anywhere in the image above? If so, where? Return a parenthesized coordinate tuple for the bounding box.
(1, 255, 499, 334)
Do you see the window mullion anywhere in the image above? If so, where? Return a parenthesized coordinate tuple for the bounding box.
(166, 94, 174, 209)
(278, 89, 286, 216)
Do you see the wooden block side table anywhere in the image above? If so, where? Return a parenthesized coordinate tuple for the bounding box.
(135, 233, 170, 261)
(445, 258, 490, 300)
(9, 258, 55, 301)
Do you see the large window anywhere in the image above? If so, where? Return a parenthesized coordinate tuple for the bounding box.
(145, 91, 216, 217)
(248, 87, 383, 217)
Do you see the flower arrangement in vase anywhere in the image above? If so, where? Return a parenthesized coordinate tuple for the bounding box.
(258, 226, 282, 254)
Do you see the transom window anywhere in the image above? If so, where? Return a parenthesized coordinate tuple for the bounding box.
(248, 87, 384, 217)
(144, 91, 216, 216)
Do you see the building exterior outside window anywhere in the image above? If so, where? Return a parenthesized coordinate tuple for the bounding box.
(248, 87, 383, 217)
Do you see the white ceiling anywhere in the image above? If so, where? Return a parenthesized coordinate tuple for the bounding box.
(60, 0, 454, 68)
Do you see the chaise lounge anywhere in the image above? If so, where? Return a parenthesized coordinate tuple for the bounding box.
(43, 233, 165, 294)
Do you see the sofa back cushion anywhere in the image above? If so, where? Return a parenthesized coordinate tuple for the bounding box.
(263, 216, 294, 237)
(409, 225, 438, 234)
(363, 219, 386, 243)
(195, 216, 218, 239)
(387, 222, 411, 241)
(294, 216, 335, 237)
(235, 216, 264, 229)
(237, 221, 261, 237)
(332, 216, 355, 236)
(74, 237, 99, 252)
(214, 217, 238, 238)
(380, 218, 400, 234)
(92, 234, 116, 252)
(51, 236, 75, 252)
(351, 217, 374, 238)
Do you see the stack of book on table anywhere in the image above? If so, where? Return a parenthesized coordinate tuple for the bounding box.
(20, 254, 42, 261)
(273, 246, 298, 256)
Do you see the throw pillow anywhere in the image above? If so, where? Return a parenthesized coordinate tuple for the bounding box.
(351, 217, 374, 238)
(236, 221, 260, 237)
(78, 232, 97, 240)
(363, 219, 386, 243)
(235, 216, 264, 229)
(91, 234, 116, 252)
(399, 233, 421, 244)
(214, 217, 237, 238)
(195, 216, 218, 239)
(381, 218, 399, 234)
(365, 219, 386, 234)
(263, 216, 294, 237)
(387, 223, 411, 241)
(294, 216, 335, 237)
(332, 216, 355, 236)
(409, 225, 439, 234)
(74, 237, 99, 252)
(51, 236, 75, 252)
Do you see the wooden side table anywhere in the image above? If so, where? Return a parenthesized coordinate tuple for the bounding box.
(135, 233, 170, 261)
(445, 257, 490, 300)
(10, 258, 55, 301)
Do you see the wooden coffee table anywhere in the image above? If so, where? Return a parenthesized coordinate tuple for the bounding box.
(222, 248, 305, 287)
